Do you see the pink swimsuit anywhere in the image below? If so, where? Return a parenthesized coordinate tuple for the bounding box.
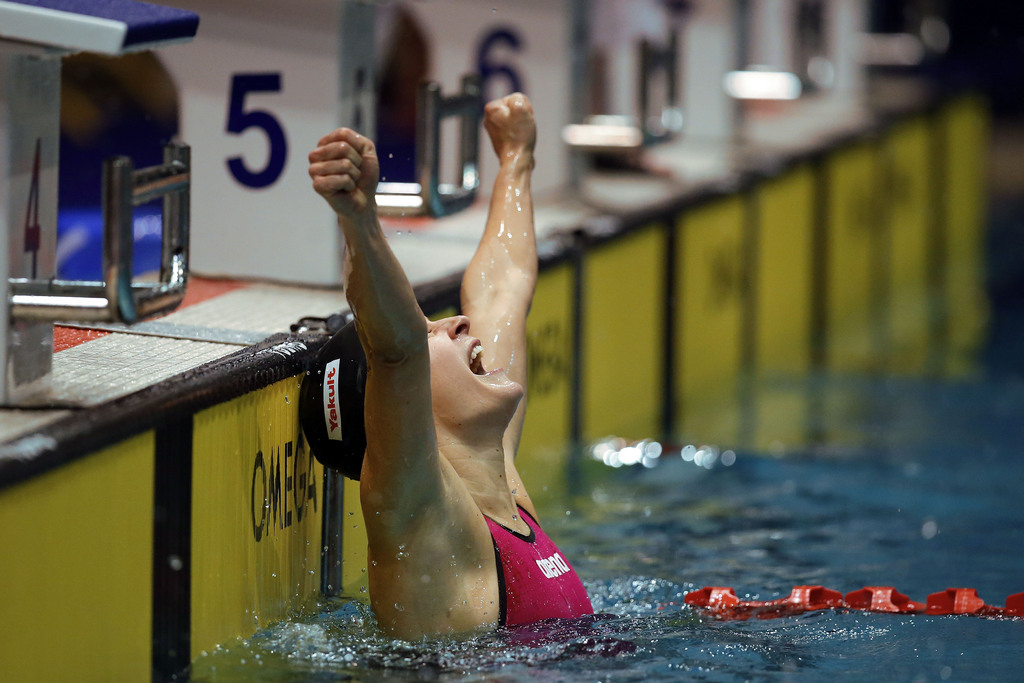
(484, 507, 593, 626)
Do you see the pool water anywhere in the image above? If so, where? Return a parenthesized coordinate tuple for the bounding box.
(192, 372, 1024, 682)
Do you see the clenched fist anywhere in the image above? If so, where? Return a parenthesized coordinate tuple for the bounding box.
(483, 93, 536, 165)
(308, 128, 380, 218)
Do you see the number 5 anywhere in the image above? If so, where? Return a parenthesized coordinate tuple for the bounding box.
(226, 73, 288, 189)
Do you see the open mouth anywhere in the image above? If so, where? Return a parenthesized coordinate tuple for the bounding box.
(470, 343, 486, 375)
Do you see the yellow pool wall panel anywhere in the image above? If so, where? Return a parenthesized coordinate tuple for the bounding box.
(518, 262, 577, 500)
(941, 94, 990, 375)
(340, 475, 368, 598)
(754, 164, 816, 376)
(882, 116, 933, 374)
(824, 141, 880, 372)
(190, 376, 322, 658)
(0, 433, 156, 683)
(582, 224, 667, 443)
(746, 164, 817, 450)
(674, 196, 746, 444)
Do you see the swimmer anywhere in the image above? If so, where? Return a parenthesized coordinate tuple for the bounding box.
(306, 93, 592, 639)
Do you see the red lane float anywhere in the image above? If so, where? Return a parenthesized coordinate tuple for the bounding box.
(846, 586, 926, 613)
(683, 585, 1024, 621)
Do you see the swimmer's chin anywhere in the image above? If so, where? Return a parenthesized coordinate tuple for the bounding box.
(477, 367, 515, 386)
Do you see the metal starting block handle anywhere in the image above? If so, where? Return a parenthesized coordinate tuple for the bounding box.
(376, 75, 482, 218)
(10, 143, 190, 325)
(562, 31, 684, 154)
(638, 33, 683, 145)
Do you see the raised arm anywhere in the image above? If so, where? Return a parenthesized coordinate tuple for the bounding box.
(308, 128, 441, 516)
(461, 94, 538, 456)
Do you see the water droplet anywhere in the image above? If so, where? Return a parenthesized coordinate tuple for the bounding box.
(922, 519, 939, 539)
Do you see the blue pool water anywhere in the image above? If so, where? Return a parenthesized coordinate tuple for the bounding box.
(192, 372, 1024, 681)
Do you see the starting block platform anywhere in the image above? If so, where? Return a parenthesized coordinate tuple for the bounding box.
(0, 0, 198, 54)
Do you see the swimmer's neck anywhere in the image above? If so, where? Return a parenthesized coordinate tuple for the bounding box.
(437, 431, 519, 527)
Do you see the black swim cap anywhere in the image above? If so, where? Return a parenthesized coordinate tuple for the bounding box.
(299, 315, 367, 480)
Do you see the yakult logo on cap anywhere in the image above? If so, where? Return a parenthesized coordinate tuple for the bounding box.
(323, 359, 342, 441)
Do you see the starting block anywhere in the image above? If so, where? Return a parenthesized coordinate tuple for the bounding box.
(0, 0, 198, 404)
(158, 0, 375, 284)
(562, 0, 686, 156)
(733, 0, 871, 148)
(393, 0, 572, 201)
(158, 0, 572, 283)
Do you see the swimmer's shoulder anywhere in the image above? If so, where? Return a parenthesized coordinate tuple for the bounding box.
(363, 462, 503, 638)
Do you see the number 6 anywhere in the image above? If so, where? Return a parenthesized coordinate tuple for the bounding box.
(477, 28, 525, 98)
(226, 73, 288, 189)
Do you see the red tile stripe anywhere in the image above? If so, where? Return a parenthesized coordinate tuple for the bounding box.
(53, 277, 252, 352)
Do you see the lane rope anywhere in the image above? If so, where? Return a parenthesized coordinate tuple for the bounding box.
(678, 586, 1024, 620)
